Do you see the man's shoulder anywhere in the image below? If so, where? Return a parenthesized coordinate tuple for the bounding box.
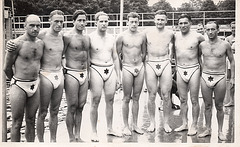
(38, 29, 48, 39)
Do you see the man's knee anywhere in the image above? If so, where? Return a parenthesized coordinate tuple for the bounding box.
(12, 118, 23, 130)
(79, 100, 86, 110)
(215, 102, 223, 111)
(204, 103, 212, 110)
(68, 104, 78, 113)
(38, 109, 48, 119)
(25, 116, 35, 125)
(180, 97, 187, 104)
(191, 97, 199, 106)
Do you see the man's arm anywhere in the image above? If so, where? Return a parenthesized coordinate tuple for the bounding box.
(113, 39, 121, 89)
(116, 35, 123, 70)
(141, 33, 147, 62)
(226, 42, 235, 86)
(3, 40, 19, 80)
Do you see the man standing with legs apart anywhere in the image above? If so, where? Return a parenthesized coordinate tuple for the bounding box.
(174, 14, 205, 135)
(89, 11, 121, 142)
(116, 12, 146, 136)
(144, 10, 174, 133)
(4, 15, 44, 142)
(37, 10, 65, 142)
(63, 10, 90, 142)
(198, 21, 234, 140)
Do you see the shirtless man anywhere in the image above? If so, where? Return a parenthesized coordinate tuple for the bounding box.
(224, 21, 235, 107)
(198, 21, 234, 140)
(116, 12, 146, 136)
(36, 10, 65, 142)
(174, 14, 205, 135)
(89, 11, 121, 142)
(144, 10, 174, 133)
(63, 10, 90, 142)
(4, 15, 44, 142)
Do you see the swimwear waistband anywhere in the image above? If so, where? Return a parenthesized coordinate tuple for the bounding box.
(202, 71, 225, 75)
(122, 62, 143, 67)
(40, 67, 63, 73)
(90, 63, 114, 67)
(64, 66, 87, 72)
(146, 58, 170, 62)
(12, 76, 39, 82)
(177, 63, 199, 69)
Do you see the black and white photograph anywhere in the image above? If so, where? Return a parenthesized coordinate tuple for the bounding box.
(0, 0, 239, 146)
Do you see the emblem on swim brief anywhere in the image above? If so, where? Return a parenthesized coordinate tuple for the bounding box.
(134, 68, 139, 74)
(184, 71, 188, 76)
(30, 84, 35, 90)
(208, 76, 214, 82)
(54, 75, 59, 80)
(104, 68, 109, 75)
(156, 64, 161, 70)
(80, 73, 84, 78)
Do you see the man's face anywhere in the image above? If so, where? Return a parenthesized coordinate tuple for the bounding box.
(74, 15, 87, 31)
(205, 23, 219, 39)
(25, 16, 41, 37)
(128, 17, 139, 32)
(96, 15, 109, 32)
(50, 14, 64, 32)
(196, 24, 204, 35)
(178, 17, 191, 34)
(154, 14, 167, 29)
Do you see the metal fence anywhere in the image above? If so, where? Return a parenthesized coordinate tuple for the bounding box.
(11, 10, 235, 37)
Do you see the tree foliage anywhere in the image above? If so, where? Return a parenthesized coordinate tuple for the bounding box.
(217, 0, 235, 10)
(151, 0, 173, 12)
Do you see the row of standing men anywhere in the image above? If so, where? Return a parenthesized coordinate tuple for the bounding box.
(4, 9, 235, 142)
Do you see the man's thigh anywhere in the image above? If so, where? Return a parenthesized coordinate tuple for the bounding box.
(39, 74, 53, 108)
(145, 64, 158, 94)
(90, 68, 104, 98)
(51, 77, 64, 110)
(64, 75, 80, 106)
(200, 79, 213, 104)
(78, 77, 89, 106)
(214, 77, 226, 104)
(25, 88, 40, 118)
(9, 85, 27, 119)
(159, 64, 172, 93)
(176, 72, 189, 98)
(122, 68, 134, 96)
(189, 69, 201, 98)
(132, 67, 144, 96)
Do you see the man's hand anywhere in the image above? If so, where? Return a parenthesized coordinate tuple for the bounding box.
(6, 40, 17, 52)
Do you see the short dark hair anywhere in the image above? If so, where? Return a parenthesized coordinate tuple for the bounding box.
(127, 12, 140, 21)
(94, 11, 108, 21)
(72, 10, 87, 21)
(178, 13, 191, 22)
(155, 10, 167, 16)
(49, 10, 64, 19)
(206, 21, 219, 29)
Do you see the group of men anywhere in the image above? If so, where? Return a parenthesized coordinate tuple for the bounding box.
(4, 9, 235, 142)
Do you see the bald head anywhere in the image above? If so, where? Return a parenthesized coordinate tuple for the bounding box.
(25, 14, 41, 26)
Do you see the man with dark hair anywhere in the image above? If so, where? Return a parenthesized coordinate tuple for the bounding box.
(63, 10, 90, 142)
(174, 14, 205, 136)
(224, 21, 235, 107)
(116, 12, 146, 136)
(198, 21, 234, 140)
(89, 11, 121, 142)
(144, 10, 174, 133)
(36, 10, 65, 142)
(4, 14, 44, 142)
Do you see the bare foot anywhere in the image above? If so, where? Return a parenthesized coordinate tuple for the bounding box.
(147, 123, 155, 133)
(122, 127, 132, 136)
(174, 124, 188, 132)
(69, 138, 76, 142)
(133, 126, 144, 135)
(75, 137, 84, 142)
(224, 101, 234, 107)
(91, 133, 99, 142)
(218, 132, 227, 141)
(164, 123, 172, 133)
(198, 129, 211, 138)
(107, 129, 122, 137)
(187, 125, 197, 136)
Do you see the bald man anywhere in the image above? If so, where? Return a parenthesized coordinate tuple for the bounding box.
(4, 14, 44, 142)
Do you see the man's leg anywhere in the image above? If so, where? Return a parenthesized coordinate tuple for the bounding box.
(64, 75, 80, 142)
(225, 70, 234, 106)
(145, 64, 158, 132)
(75, 79, 88, 142)
(198, 79, 213, 138)
(159, 64, 172, 133)
(49, 79, 64, 142)
(174, 72, 189, 132)
(214, 78, 227, 141)
(9, 86, 26, 142)
(37, 75, 53, 142)
(188, 69, 200, 135)
(132, 68, 144, 135)
(90, 68, 104, 142)
(122, 68, 134, 136)
(104, 71, 122, 137)
(25, 88, 40, 142)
